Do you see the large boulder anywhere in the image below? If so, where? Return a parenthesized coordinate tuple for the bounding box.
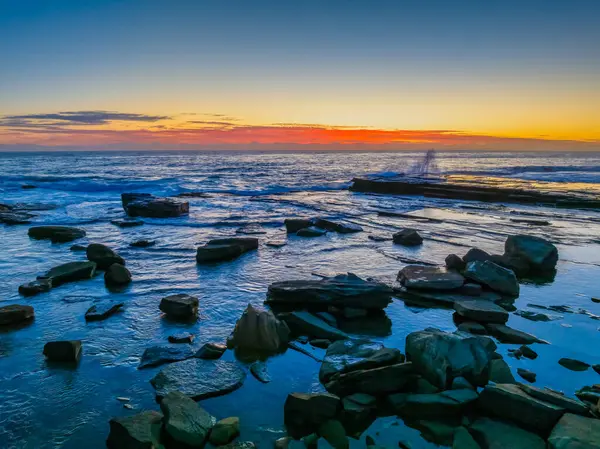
(468, 417, 546, 449)
(86, 243, 125, 270)
(196, 237, 258, 263)
(504, 235, 558, 273)
(28, 225, 86, 243)
(38, 261, 96, 286)
(121, 193, 189, 218)
(18, 279, 52, 296)
(489, 254, 530, 278)
(280, 311, 349, 341)
(393, 228, 423, 246)
(284, 392, 341, 438)
(266, 273, 393, 310)
(85, 301, 124, 321)
(314, 218, 363, 233)
(405, 328, 496, 389)
(104, 264, 131, 287)
(160, 391, 215, 447)
(454, 299, 509, 323)
(548, 413, 600, 449)
(43, 340, 82, 362)
(324, 362, 414, 396)
(227, 304, 290, 356)
(138, 345, 196, 369)
(209, 417, 240, 446)
(398, 266, 465, 291)
(106, 410, 163, 449)
(150, 359, 246, 400)
(464, 260, 520, 296)
(0, 304, 34, 325)
(159, 294, 199, 320)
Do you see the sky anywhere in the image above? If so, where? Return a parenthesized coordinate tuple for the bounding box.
(0, 0, 599, 151)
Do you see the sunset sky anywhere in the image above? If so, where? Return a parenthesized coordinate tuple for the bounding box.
(1, 0, 599, 150)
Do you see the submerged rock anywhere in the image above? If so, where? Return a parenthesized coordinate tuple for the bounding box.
(138, 345, 196, 369)
(209, 416, 240, 446)
(104, 264, 131, 287)
(485, 323, 545, 344)
(150, 359, 246, 400)
(70, 244, 87, 251)
(393, 228, 423, 246)
(558, 357, 590, 372)
(86, 243, 125, 270)
(130, 239, 155, 248)
(43, 340, 82, 362)
(122, 193, 189, 218)
(195, 342, 227, 359)
(266, 273, 393, 310)
(504, 235, 558, 273)
(250, 361, 271, 383)
(284, 392, 341, 438)
(85, 301, 124, 321)
(314, 218, 363, 233)
(28, 225, 86, 243)
(464, 260, 519, 296)
(106, 410, 163, 449)
(398, 266, 465, 291)
(196, 237, 258, 263)
(159, 294, 199, 320)
(296, 227, 326, 237)
(469, 417, 546, 449)
(280, 311, 349, 341)
(168, 332, 194, 344)
(517, 368, 537, 383)
(227, 304, 290, 356)
(18, 279, 52, 296)
(111, 218, 144, 228)
(0, 304, 34, 325)
(160, 391, 215, 447)
(548, 413, 600, 449)
(515, 310, 560, 322)
(454, 298, 509, 324)
(39, 261, 96, 286)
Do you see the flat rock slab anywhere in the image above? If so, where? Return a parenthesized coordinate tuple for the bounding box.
(138, 345, 196, 369)
(85, 301, 124, 321)
(168, 333, 194, 344)
(325, 362, 414, 396)
(122, 193, 189, 218)
(18, 279, 52, 296)
(196, 237, 258, 263)
(485, 323, 545, 344)
(558, 358, 590, 372)
(389, 389, 478, 419)
(296, 227, 326, 237)
(267, 273, 393, 310)
(39, 261, 96, 286)
(394, 287, 501, 309)
(469, 417, 546, 449)
(519, 384, 590, 416)
(150, 359, 246, 400)
(464, 260, 520, 296)
(314, 218, 363, 233)
(548, 413, 600, 449)
(0, 304, 34, 325)
(28, 225, 86, 243)
(454, 298, 509, 323)
(280, 311, 349, 341)
(111, 219, 144, 228)
(398, 266, 465, 291)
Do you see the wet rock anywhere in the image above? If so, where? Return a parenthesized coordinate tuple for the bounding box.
(28, 225, 86, 243)
(106, 410, 163, 449)
(218, 442, 256, 449)
(548, 413, 600, 449)
(485, 323, 545, 344)
(86, 243, 125, 269)
(150, 359, 246, 400)
(489, 254, 530, 278)
(285, 218, 314, 233)
(160, 391, 215, 446)
(318, 419, 349, 449)
(410, 420, 458, 446)
(514, 310, 560, 322)
(575, 385, 600, 406)
(0, 210, 35, 224)
(0, 304, 34, 325)
(104, 264, 132, 287)
(558, 357, 590, 372)
(398, 266, 464, 291)
(310, 339, 331, 349)
(266, 273, 393, 310)
(469, 417, 546, 449)
(392, 228, 423, 246)
(451, 377, 475, 390)
(464, 260, 519, 296)
(340, 394, 376, 437)
(284, 392, 341, 438)
(43, 340, 82, 362)
(70, 244, 87, 251)
(250, 361, 271, 383)
(504, 235, 558, 273)
(488, 359, 516, 384)
(236, 224, 266, 235)
(122, 193, 189, 218)
(457, 322, 488, 335)
(130, 239, 155, 248)
(335, 311, 392, 337)
(519, 345, 538, 360)
(209, 416, 240, 445)
(396, 287, 501, 309)
(389, 389, 478, 419)
(324, 362, 414, 396)
(463, 248, 492, 264)
(196, 237, 258, 263)
(227, 304, 290, 356)
(594, 364, 600, 374)
(454, 299, 509, 324)
(138, 345, 196, 369)
(452, 427, 480, 449)
(517, 368, 537, 383)
(85, 301, 124, 321)
(280, 311, 349, 341)
(39, 261, 96, 286)
(368, 234, 391, 242)
(159, 294, 199, 320)
(477, 383, 564, 436)
(296, 227, 326, 237)
(18, 279, 52, 296)
(265, 240, 286, 248)
(445, 254, 466, 271)
(460, 283, 483, 296)
(195, 342, 226, 359)
(314, 218, 362, 234)
(168, 333, 194, 344)
(405, 328, 497, 389)
(519, 384, 590, 416)
(111, 218, 144, 228)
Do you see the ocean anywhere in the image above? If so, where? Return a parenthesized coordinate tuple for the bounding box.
(1, 150, 600, 448)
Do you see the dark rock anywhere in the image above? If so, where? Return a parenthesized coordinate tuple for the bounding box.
(395, 287, 501, 309)
(452, 427, 480, 449)
(518, 384, 590, 416)
(111, 219, 144, 228)
(21, 184, 37, 189)
(457, 322, 488, 335)
(451, 377, 475, 390)
(368, 234, 391, 242)
(159, 294, 198, 320)
(150, 359, 246, 400)
(217, 443, 256, 449)
(485, 323, 545, 344)
(280, 311, 349, 341)
(469, 417, 546, 449)
(227, 304, 290, 356)
(160, 391, 215, 446)
(266, 273, 393, 310)
(405, 328, 497, 389)
(285, 218, 314, 233)
(547, 413, 600, 449)
(43, 340, 82, 362)
(168, 333, 194, 344)
(454, 299, 509, 324)
(0, 210, 35, 224)
(104, 264, 131, 287)
(86, 243, 125, 270)
(236, 224, 266, 235)
(318, 419, 349, 449)
(340, 394, 376, 437)
(70, 244, 87, 251)
(138, 345, 196, 369)
(488, 359, 516, 384)
(410, 420, 458, 446)
(314, 218, 362, 233)
(209, 417, 240, 446)
(28, 225, 86, 243)
(464, 260, 519, 296)
(558, 358, 590, 372)
(106, 410, 163, 449)
(324, 362, 414, 396)
(284, 392, 341, 438)
(593, 364, 600, 374)
(463, 248, 492, 264)
(121, 193, 189, 218)
(389, 389, 478, 419)
(196, 237, 258, 263)
(460, 283, 483, 296)
(250, 361, 271, 383)
(517, 368, 537, 383)
(342, 307, 367, 319)
(592, 297, 600, 304)
(39, 261, 96, 286)
(490, 254, 530, 278)
(18, 279, 52, 296)
(504, 235, 558, 273)
(514, 310, 560, 322)
(575, 385, 600, 406)
(310, 339, 331, 349)
(335, 311, 392, 337)
(130, 239, 155, 248)
(445, 254, 466, 271)
(195, 342, 227, 359)
(0, 304, 34, 325)
(477, 383, 564, 436)
(519, 345, 538, 360)
(398, 266, 465, 291)
(296, 227, 326, 237)
(265, 240, 286, 248)
(392, 228, 423, 246)
(85, 301, 124, 321)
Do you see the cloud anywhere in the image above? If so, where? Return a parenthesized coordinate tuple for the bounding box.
(0, 111, 170, 127)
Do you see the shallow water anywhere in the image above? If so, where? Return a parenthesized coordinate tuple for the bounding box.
(1, 151, 600, 448)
